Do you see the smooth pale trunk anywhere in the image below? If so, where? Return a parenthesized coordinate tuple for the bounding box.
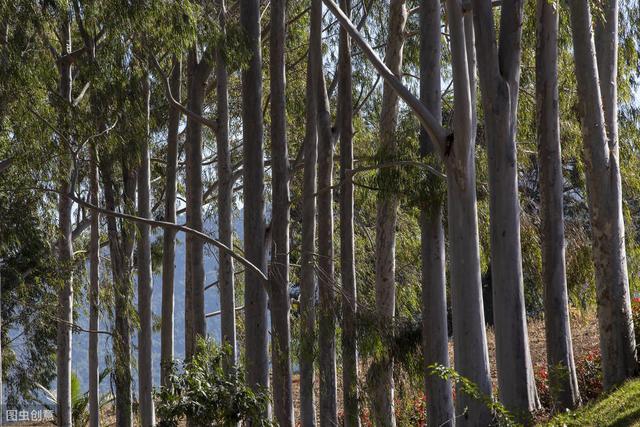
(137, 71, 155, 427)
(88, 140, 100, 427)
(299, 40, 319, 427)
(419, 0, 454, 424)
(185, 51, 207, 360)
(240, 0, 270, 419)
(567, 0, 637, 389)
(536, 0, 580, 409)
(593, 0, 638, 388)
(471, 0, 538, 416)
(215, 1, 237, 371)
(373, 2, 406, 425)
(56, 17, 73, 427)
(338, 0, 360, 424)
(445, 0, 493, 424)
(269, 0, 294, 423)
(161, 58, 181, 386)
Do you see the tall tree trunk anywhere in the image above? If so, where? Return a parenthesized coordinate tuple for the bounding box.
(567, 0, 637, 389)
(536, 0, 580, 409)
(299, 29, 319, 427)
(88, 138, 100, 427)
(419, 0, 454, 424)
(137, 68, 155, 426)
(269, 0, 294, 424)
(240, 0, 270, 419)
(215, 1, 237, 372)
(56, 15, 73, 427)
(185, 50, 208, 360)
(338, 0, 360, 424)
(372, 1, 406, 425)
(311, 0, 338, 423)
(102, 157, 133, 427)
(161, 57, 181, 387)
(593, 0, 638, 388)
(445, 0, 493, 424)
(471, 0, 538, 416)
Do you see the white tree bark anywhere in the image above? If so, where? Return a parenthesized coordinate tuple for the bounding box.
(215, 2, 237, 373)
(338, 0, 360, 424)
(567, 0, 637, 389)
(240, 0, 270, 419)
(161, 57, 181, 386)
(536, 0, 580, 409)
(269, 0, 294, 423)
(56, 15, 73, 427)
(445, 1, 493, 424)
(471, 0, 539, 416)
(419, 0, 454, 424)
(137, 68, 155, 427)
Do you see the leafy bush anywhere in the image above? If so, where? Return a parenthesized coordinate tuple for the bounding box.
(154, 339, 271, 427)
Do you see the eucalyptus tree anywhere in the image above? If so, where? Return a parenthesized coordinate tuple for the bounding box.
(299, 20, 319, 427)
(471, 0, 539, 415)
(161, 57, 181, 386)
(536, 0, 580, 409)
(338, 0, 360, 424)
(240, 0, 270, 415)
(311, 0, 339, 422)
(136, 65, 155, 427)
(322, 0, 493, 422)
(269, 0, 294, 424)
(372, 1, 406, 424)
(419, 0, 455, 423)
(567, 0, 637, 388)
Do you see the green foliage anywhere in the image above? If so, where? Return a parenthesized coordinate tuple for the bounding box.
(155, 339, 271, 427)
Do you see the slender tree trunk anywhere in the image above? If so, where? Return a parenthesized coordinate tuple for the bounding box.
(161, 57, 181, 386)
(311, 0, 338, 423)
(536, 0, 580, 409)
(185, 50, 208, 360)
(471, 0, 538, 416)
(419, 0, 454, 424)
(567, 0, 637, 389)
(240, 0, 270, 419)
(102, 157, 133, 427)
(56, 16, 73, 427)
(372, 2, 406, 426)
(88, 138, 100, 427)
(445, 0, 493, 424)
(299, 30, 319, 427)
(269, 0, 294, 424)
(137, 68, 155, 427)
(338, 0, 360, 424)
(215, 2, 237, 371)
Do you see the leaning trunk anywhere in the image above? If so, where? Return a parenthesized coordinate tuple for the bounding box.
(240, 0, 270, 418)
(161, 57, 181, 386)
(567, 0, 637, 389)
(536, 0, 580, 409)
(137, 69, 155, 426)
(419, 0, 454, 424)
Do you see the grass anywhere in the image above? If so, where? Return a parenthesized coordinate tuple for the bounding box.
(541, 379, 640, 426)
